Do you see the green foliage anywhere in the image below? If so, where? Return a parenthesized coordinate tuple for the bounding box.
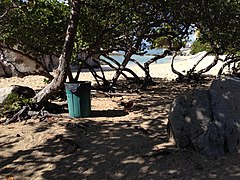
(190, 39, 212, 55)
(1, 0, 239, 66)
(43, 78, 51, 84)
(0, 0, 69, 57)
(74, 0, 192, 56)
(0, 93, 34, 117)
(152, 36, 187, 51)
(0, 0, 195, 62)
(187, 0, 240, 55)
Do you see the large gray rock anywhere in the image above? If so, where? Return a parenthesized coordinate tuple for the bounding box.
(168, 77, 240, 156)
(209, 78, 240, 153)
(0, 47, 51, 78)
(0, 85, 35, 107)
(169, 89, 212, 149)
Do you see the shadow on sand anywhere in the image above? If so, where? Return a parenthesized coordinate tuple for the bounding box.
(1, 79, 240, 179)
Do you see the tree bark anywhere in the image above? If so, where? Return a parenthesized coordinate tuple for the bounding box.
(34, 0, 80, 105)
(171, 52, 184, 80)
(142, 50, 170, 89)
(111, 49, 133, 88)
(66, 65, 74, 82)
(187, 51, 211, 76)
(196, 55, 219, 76)
(218, 57, 240, 76)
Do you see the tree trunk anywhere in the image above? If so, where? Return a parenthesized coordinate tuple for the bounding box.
(142, 50, 170, 89)
(34, 0, 80, 105)
(66, 65, 74, 82)
(111, 49, 133, 88)
(187, 51, 211, 76)
(99, 57, 129, 80)
(218, 57, 240, 76)
(196, 55, 219, 76)
(171, 52, 184, 81)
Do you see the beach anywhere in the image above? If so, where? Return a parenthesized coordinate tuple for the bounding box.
(0, 54, 226, 89)
(1, 55, 238, 179)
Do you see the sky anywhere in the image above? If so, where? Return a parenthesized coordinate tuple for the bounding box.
(189, 34, 197, 44)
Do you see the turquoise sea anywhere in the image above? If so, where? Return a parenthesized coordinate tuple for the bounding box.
(100, 48, 173, 65)
(106, 54, 172, 65)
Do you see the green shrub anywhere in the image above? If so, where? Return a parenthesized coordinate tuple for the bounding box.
(190, 39, 211, 55)
(0, 93, 35, 118)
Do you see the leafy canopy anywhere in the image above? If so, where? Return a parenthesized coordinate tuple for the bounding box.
(1, 0, 239, 60)
(0, 0, 69, 56)
(188, 0, 240, 55)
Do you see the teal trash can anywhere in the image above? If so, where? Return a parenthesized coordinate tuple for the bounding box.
(65, 81, 91, 118)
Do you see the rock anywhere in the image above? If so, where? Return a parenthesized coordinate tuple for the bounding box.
(0, 85, 35, 106)
(168, 89, 212, 149)
(168, 77, 240, 156)
(0, 59, 12, 77)
(0, 47, 52, 78)
(209, 78, 240, 153)
(0, 63, 7, 77)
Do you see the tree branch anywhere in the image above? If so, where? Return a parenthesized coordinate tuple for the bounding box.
(34, 0, 81, 105)
(187, 51, 212, 75)
(171, 52, 184, 79)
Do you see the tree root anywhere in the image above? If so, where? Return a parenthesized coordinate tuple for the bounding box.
(3, 103, 69, 124)
(4, 106, 30, 125)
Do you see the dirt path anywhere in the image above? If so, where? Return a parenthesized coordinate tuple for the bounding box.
(1, 77, 240, 179)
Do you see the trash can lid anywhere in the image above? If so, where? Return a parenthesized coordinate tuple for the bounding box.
(65, 81, 91, 92)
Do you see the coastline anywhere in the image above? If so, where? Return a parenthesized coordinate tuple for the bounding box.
(78, 54, 226, 82)
(0, 55, 227, 89)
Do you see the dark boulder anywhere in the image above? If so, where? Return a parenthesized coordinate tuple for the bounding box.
(169, 89, 212, 149)
(168, 77, 240, 156)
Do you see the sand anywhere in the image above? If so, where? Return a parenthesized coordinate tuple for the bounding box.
(1, 55, 239, 179)
(0, 53, 226, 89)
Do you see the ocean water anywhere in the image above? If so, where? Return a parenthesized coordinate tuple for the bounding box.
(101, 54, 172, 65)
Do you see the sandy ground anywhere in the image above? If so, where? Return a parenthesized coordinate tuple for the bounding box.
(0, 53, 226, 89)
(1, 55, 240, 179)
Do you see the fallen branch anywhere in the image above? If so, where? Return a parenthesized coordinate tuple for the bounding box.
(5, 106, 29, 124)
